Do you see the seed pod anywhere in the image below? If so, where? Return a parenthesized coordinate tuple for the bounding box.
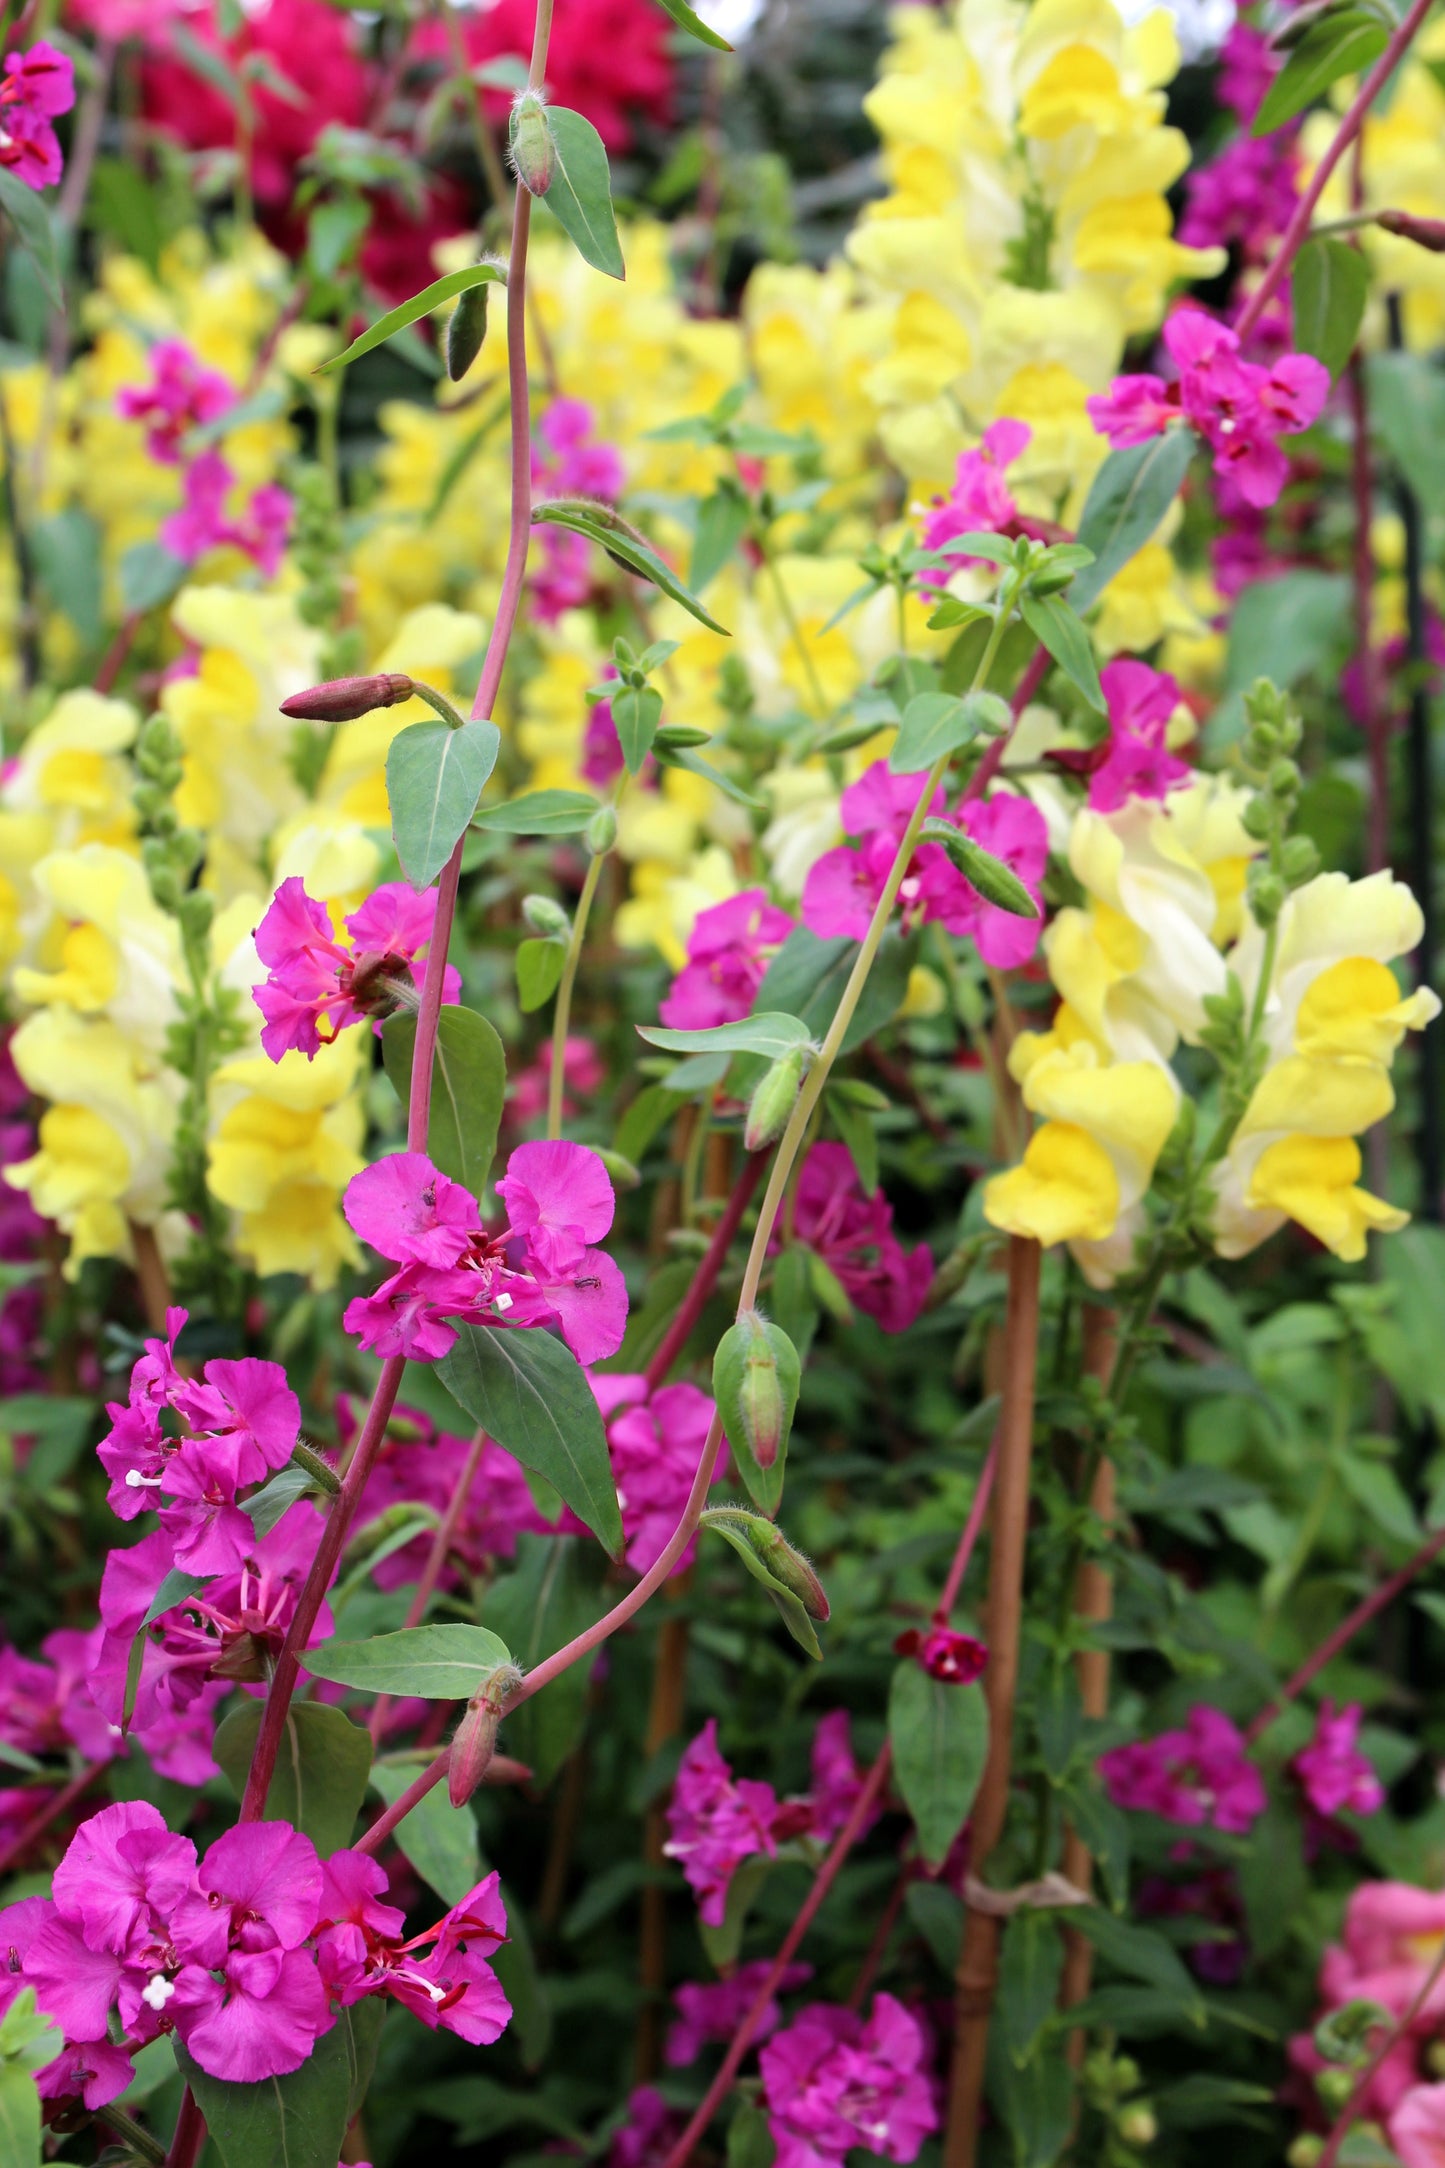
(510, 92, 555, 197)
(280, 673, 415, 723)
(744, 1046, 806, 1153)
(446, 281, 490, 381)
(448, 1663, 524, 1807)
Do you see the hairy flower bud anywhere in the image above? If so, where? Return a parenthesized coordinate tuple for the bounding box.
(919, 819, 1038, 918)
(653, 724, 713, 750)
(741, 1516, 830, 1620)
(733, 1309, 787, 1468)
(446, 280, 491, 382)
(281, 674, 415, 723)
(744, 1046, 807, 1153)
(510, 92, 555, 197)
(521, 893, 571, 936)
(586, 804, 618, 856)
(448, 1663, 524, 1807)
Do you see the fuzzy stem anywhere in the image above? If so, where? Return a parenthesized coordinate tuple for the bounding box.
(369, 1425, 489, 1747)
(944, 1235, 1043, 2168)
(547, 846, 605, 1139)
(1234, 0, 1435, 346)
(95, 2103, 168, 2166)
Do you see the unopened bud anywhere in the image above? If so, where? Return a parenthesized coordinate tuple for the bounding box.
(1269, 756, 1301, 798)
(919, 819, 1038, 919)
(446, 280, 491, 382)
(741, 1516, 830, 1621)
(521, 893, 570, 936)
(745, 1046, 807, 1153)
(510, 92, 555, 196)
(1280, 834, 1320, 887)
(1240, 795, 1274, 841)
(1116, 2106, 1157, 2148)
(586, 804, 618, 856)
(1315, 2069, 1354, 2114)
(281, 673, 415, 723)
(1287, 2140, 1324, 2168)
(653, 724, 713, 750)
(448, 1663, 523, 1807)
(1377, 207, 1445, 252)
(1250, 870, 1287, 925)
(733, 1311, 786, 1468)
(593, 1146, 640, 1189)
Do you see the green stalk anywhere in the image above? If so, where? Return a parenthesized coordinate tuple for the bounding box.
(546, 847, 605, 1140)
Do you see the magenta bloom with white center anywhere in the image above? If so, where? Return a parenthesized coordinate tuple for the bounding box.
(663, 1719, 779, 1927)
(253, 876, 458, 1063)
(772, 1142, 931, 1336)
(1292, 1700, 1385, 1821)
(1099, 1705, 1266, 1835)
(759, 1993, 938, 2168)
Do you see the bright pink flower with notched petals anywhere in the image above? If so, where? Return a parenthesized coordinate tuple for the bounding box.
(758, 1992, 938, 2168)
(253, 875, 459, 1063)
(1048, 658, 1191, 814)
(659, 889, 796, 1031)
(589, 1374, 723, 1577)
(0, 43, 75, 190)
(666, 1959, 813, 2067)
(316, 1850, 511, 2044)
(1099, 1705, 1266, 1835)
(116, 340, 235, 466)
(918, 418, 1031, 586)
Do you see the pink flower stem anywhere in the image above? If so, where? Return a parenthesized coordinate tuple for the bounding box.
(933, 1443, 999, 1624)
(659, 1745, 896, 2168)
(962, 641, 1049, 804)
(1233, 0, 1435, 347)
(1317, 1937, 1445, 2168)
(0, 1759, 105, 1880)
(642, 1149, 769, 1392)
(368, 1424, 490, 1747)
(1244, 1518, 1445, 1747)
(164, 2087, 207, 2168)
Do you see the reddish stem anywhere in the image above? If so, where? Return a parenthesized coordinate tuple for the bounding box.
(369, 1424, 489, 1747)
(642, 1151, 768, 1393)
(164, 2088, 206, 2168)
(1245, 1519, 1445, 1746)
(0, 1760, 104, 1879)
(963, 643, 1049, 804)
(1234, 0, 1435, 347)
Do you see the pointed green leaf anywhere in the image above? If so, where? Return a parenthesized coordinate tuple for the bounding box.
(387, 717, 501, 886)
(636, 1012, 812, 1060)
(1070, 429, 1195, 612)
(306, 1623, 513, 1699)
(516, 936, 567, 1013)
(142, 1568, 212, 1628)
(661, 743, 763, 808)
(613, 682, 663, 772)
(437, 1322, 624, 1558)
(887, 1661, 989, 1868)
(213, 1700, 373, 1855)
(483, 1534, 608, 1785)
(542, 106, 625, 279)
(1253, 11, 1389, 135)
(471, 789, 599, 835)
(1292, 234, 1369, 379)
(0, 169, 61, 310)
(889, 689, 1009, 775)
(316, 261, 507, 373)
(176, 2001, 383, 2168)
(652, 0, 734, 47)
(381, 1003, 507, 1197)
(0, 2064, 41, 2168)
(690, 485, 751, 591)
(532, 499, 728, 632)
(1019, 591, 1104, 712)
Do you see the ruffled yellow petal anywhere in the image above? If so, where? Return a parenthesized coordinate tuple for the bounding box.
(1247, 1135, 1409, 1262)
(984, 1120, 1120, 1243)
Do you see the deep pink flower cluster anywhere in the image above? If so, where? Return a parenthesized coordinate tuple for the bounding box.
(591, 1375, 721, 1576)
(772, 1142, 932, 1336)
(758, 1993, 938, 2168)
(93, 1505, 331, 1780)
(659, 889, 797, 1032)
(116, 340, 292, 575)
(663, 1714, 873, 1926)
(1088, 308, 1329, 511)
(407, 0, 673, 156)
(97, 1307, 300, 1576)
(353, 1403, 552, 1590)
(1180, 27, 1299, 265)
(802, 766, 1047, 973)
(0, 43, 74, 190)
(1047, 658, 1190, 812)
(918, 418, 1031, 583)
(0, 1804, 509, 2102)
(0, 1633, 119, 1855)
(1291, 1699, 1385, 1821)
(342, 1143, 628, 1368)
(530, 398, 627, 621)
(253, 877, 458, 1063)
(667, 1958, 813, 2067)
(1098, 1704, 1266, 1834)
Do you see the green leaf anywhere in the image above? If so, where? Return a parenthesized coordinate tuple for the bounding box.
(889, 689, 1008, 775)
(712, 1315, 799, 1516)
(1070, 430, 1195, 613)
(0, 168, 60, 309)
(176, 2001, 383, 2168)
(756, 924, 916, 1054)
(931, 531, 1014, 565)
(0, 2064, 40, 2168)
(31, 509, 102, 644)
(827, 1087, 878, 1197)
(542, 107, 625, 280)
(532, 500, 728, 634)
(1292, 235, 1369, 379)
(213, 1700, 373, 1855)
(381, 1003, 507, 1197)
(699, 1851, 774, 1967)
(516, 937, 567, 1013)
(1368, 351, 1445, 514)
(0, 1988, 62, 2074)
(316, 262, 507, 373)
(1070, 1908, 1203, 2015)
(887, 1662, 989, 1869)
(370, 1762, 482, 1905)
(172, 21, 244, 107)
(387, 717, 501, 887)
(691, 486, 751, 591)
(996, 1913, 1064, 2068)
(119, 539, 187, 616)
(701, 1510, 822, 1659)
(471, 789, 600, 835)
(614, 1081, 685, 1165)
(437, 1323, 624, 1558)
(1254, 11, 1389, 135)
(243, 1462, 315, 1538)
(483, 1534, 607, 1786)
(727, 2101, 776, 2168)
(636, 1012, 812, 1061)
(142, 1568, 212, 1628)
(307, 194, 370, 280)
(306, 1623, 514, 1699)
(613, 682, 663, 773)
(1019, 591, 1104, 712)
(662, 743, 764, 809)
(651, 0, 734, 48)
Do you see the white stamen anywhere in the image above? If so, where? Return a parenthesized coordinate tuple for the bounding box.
(125, 1470, 164, 1489)
(141, 1974, 175, 2012)
(493, 1292, 513, 1313)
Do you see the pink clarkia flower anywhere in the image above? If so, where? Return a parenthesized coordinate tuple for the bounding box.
(508, 1034, 605, 1128)
(663, 1719, 780, 1927)
(913, 792, 1048, 969)
(316, 1850, 511, 2044)
(772, 1142, 931, 1336)
(804, 1711, 877, 1845)
(159, 445, 295, 577)
(253, 876, 459, 1062)
(342, 1144, 628, 1368)
(1292, 1700, 1385, 1821)
(1086, 658, 1191, 814)
(1180, 135, 1299, 263)
(1391, 2085, 1445, 2168)
(659, 889, 796, 1031)
(1099, 1705, 1266, 1835)
(0, 43, 75, 190)
(0, 1631, 115, 1768)
(804, 766, 941, 942)
(666, 1959, 813, 2067)
(530, 398, 626, 621)
(591, 1375, 722, 1576)
(758, 1993, 938, 2168)
(918, 418, 1030, 582)
(894, 1624, 988, 1685)
(116, 340, 236, 467)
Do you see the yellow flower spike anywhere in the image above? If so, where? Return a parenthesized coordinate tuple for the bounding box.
(1246, 1135, 1408, 1263)
(207, 1035, 366, 1289)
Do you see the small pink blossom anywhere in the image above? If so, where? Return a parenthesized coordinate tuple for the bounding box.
(663, 1719, 780, 1927)
(509, 1034, 605, 1127)
(0, 43, 75, 190)
(592, 1375, 722, 1576)
(1292, 1700, 1385, 1821)
(804, 1711, 876, 1844)
(1391, 2084, 1445, 2168)
(253, 877, 459, 1062)
(894, 1625, 988, 1685)
(116, 340, 235, 466)
(666, 1960, 813, 2066)
(160, 446, 295, 577)
(316, 1850, 511, 2044)
(1099, 1706, 1266, 1835)
(609, 2086, 684, 2168)
(1085, 658, 1191, 813)
(659, 889, 796, 1031)
(759, 1993, 938, 2168)
(918, 419, 1030, 582)
(772, 1142, 931, 1336)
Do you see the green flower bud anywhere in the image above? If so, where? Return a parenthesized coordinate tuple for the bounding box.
(1116, 2106, 1157, 2148)
(743, 1516, 830, 1619)
(448, 1664, 524, 1807)
(1280, 834, 1321, 887)
(653, 724, 713, 750)
(918, 819, 1038, 919)
(521, 893, 570, 937)
(1287, 2139, 1324, 2168)
(731, 1310, 788, 1468)
(744, 1046, 807, 1153)
(1315, 2069, 1354, 2114)
(586, 804, 618, 856)
(1250, 871, 1287, 926)
(1240, 795, 1274, 841)
(592, 1146, 640, 1190)
(1269, 756, 1301, 798)
(510, 92, 555, 196)
(446, 280, 491, 382)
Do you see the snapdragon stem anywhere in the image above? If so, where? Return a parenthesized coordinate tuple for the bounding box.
(546, 845, 606, 1139)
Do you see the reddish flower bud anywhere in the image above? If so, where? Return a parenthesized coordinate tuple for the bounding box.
(510, 93, 555, 197)
(894, 1624, 988, 1683)
(1376, 209, 1445, 253)
(448, 1663, 524, 1807)
(280, 674, 415, 724)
